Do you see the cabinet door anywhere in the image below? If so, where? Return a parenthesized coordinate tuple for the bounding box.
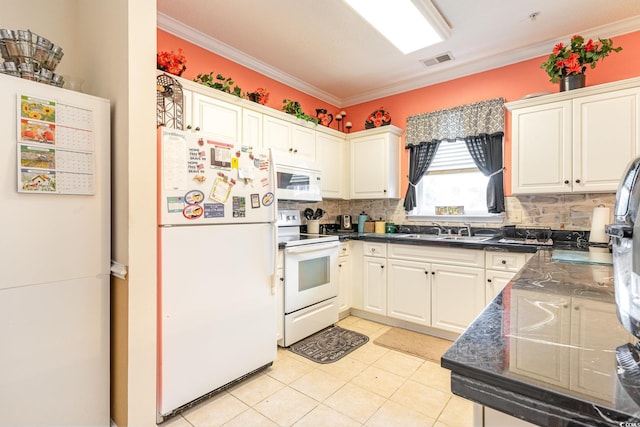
(573, 88, 640, 192)
(291, 125, 316, 163)
(350, 134, 390, 199)
(387, 259, 431, 326)
(511, 101, 572, 194)
(509, 289, 571, 387)
(316, 132, 346, 199)
(242, 109, 262, 148)
(485, 270, 515, 306)
(263, 115, 291, 158)
(363, 256, 386, 315)
(192, 93, 242, 144)
(431, 264, 485, 333)
(569, 297, 631, 401)
(338, 255, 351, 313)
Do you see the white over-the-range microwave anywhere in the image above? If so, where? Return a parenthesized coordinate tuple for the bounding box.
(275, 160, 322, 202)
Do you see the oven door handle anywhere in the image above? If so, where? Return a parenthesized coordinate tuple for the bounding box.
(285, 241, 339, 254)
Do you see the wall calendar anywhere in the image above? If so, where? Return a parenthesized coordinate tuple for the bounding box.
(17, 94, 96, 195)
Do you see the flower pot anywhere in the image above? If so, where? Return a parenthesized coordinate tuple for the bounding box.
(560, 73, 585, 92)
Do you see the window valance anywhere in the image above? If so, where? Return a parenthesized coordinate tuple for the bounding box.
(405, 97, 505, 146)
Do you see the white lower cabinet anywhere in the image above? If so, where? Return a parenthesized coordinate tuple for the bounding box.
(337, 242, 352, 313)
(387, 259, 431, 326)
(357, 243, 487, 333)
(509, 289, 630, 400)
(485, 251, 533, 305)
(431, 264, 485, 333)
(363, 256, 387, 315)
(509, 289, 571, 387)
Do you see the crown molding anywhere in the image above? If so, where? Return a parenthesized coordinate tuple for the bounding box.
(158, 13, 640, 108)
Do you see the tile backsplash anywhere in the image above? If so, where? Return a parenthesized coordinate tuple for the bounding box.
(278, 192, 616, 231)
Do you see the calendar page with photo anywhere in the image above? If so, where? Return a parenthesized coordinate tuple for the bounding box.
(17, 94, 96, 195)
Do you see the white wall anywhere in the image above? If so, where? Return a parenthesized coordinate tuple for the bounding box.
(2, 1, 158, 426)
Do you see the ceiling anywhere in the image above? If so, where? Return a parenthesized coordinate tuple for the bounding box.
(157, 0, 640, 107)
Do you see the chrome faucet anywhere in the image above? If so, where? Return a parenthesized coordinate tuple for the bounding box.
(432, 222, 449, 235)
(458, 223, 472, 237)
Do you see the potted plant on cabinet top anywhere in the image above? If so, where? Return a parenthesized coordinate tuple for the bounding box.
(193, 72, 243, 97)
(157, 48, 187, 77)
(282, 99, 319, 124)
(540, 35, 622, 91)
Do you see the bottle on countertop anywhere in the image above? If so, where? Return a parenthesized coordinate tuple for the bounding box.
(358, 211, 369, 233)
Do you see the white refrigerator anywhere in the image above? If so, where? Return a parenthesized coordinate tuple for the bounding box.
(157, 127, 278, 420)
(0, 74, 110, 426)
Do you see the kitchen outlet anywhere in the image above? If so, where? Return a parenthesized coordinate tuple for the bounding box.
(510, 209, 522, 223)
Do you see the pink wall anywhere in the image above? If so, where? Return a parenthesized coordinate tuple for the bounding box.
(158, 29, 640, 196)
(157, 30, 340, 117)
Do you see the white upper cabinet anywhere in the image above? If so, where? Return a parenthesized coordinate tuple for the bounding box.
(316, 130, 347, 199)
(510, 100, 572, 194)
(348, 125, 402, 199)
(573, 88, 640, 192)
(263, 115, 316, 163)
(242, 109, 262, 149)
(191, 92, 242, 144)
(507, 77, 640, 194)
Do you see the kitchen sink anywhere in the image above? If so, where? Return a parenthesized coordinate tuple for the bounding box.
(438, 235, 495, 242)
(400, 234, 495, 243)
(402, 234, 443, 240)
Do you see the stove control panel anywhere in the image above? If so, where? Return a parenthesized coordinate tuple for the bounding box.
(277, 209, 302, 226)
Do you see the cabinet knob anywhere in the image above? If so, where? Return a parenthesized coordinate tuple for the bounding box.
(383, 189, 387, 193)
(431, 271, 435, 275)
(575, 179, 581, 184)
(293, 149, 298, 154)
(380, 265, 384, 269)
(564, 180, 570, 184)
(371, 248, 376, 253)
(280, 277, 284, 282)
(289, 148, 293, 152)
(487, 278, 492, 283)
(195, 127, 200, 132)
(339, 264, 343, 268)
(424, 270, 428, 275)
(501, 260, 507, 264)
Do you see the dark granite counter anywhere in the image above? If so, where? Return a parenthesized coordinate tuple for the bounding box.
(441, 249, 640, 426)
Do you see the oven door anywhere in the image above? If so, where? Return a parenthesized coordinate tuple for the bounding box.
(283, 241, 339, 313)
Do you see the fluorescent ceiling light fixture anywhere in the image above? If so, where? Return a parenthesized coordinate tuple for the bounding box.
(344, 0, 450, 54)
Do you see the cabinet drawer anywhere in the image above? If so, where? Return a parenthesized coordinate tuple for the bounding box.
(388, 243, 484, 268)
(363, 242, 386, 257)
(485, 251, 531, 272)
(339, 242, 351, 257)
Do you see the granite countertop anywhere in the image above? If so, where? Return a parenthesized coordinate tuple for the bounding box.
(441, 249, 640, 426)
(324, 231, 586, 254)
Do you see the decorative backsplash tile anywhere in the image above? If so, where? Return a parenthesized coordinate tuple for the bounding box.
(279, 192, 616, 232)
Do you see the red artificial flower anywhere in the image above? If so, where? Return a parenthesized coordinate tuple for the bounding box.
(584, 39, 595, 52)
(157, 48, 187, 76)
(552, 43, 563, 55)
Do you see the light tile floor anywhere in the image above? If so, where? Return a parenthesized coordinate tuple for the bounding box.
(162, 316, 473, 427)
